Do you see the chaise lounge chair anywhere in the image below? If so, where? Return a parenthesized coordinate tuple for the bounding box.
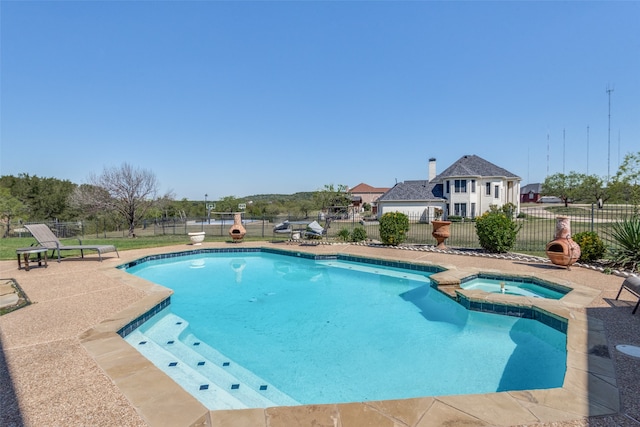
(273, 220, 292, 235)
(616, 276, 640, 314)
(273, 220, 304, 244)
(304, 219, 331, 240)
(24, 224, 119, 262)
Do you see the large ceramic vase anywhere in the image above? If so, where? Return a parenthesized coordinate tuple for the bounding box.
(188, 231, 205, 245)
(228, 213, 246, 242)
(432, 220, 451, 249)
(545, 216, 581, 269)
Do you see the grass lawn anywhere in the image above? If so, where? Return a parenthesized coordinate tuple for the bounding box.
(0, 235, 266, 261)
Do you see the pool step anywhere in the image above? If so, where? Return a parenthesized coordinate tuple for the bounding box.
(317, 260, 431, 282)
(126, 328, 247, 410)
(126, 311, 298, 410)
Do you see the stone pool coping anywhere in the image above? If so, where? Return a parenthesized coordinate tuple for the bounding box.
(75, 243, 621, 427)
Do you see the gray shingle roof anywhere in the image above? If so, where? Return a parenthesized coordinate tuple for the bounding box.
(377, 180, 444, 202)
(434, 155, 520, 181)
(377, 155, 520, 202)
(521, 183, 542, 194)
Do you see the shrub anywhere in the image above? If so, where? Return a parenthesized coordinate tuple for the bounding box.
(609, 216, 640, 272)
(573, 231, 606, 263)
(337, 228, 351, 242)
(447, 215, 463, 222)
(351, 226, 367, 242)
(379, 212, 409, 245)
(475, 210, 522, 253)
(501, 202, 517, 219)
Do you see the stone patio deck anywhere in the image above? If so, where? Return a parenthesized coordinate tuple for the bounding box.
(1, 242, 639, 427)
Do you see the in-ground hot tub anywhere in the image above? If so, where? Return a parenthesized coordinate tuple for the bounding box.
(460, 273, 571, 299)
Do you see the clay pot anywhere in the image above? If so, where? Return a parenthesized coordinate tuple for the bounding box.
(188, 231, 205, 245)
(545, 216, 581, 269)
(228, 213, 246, 241)
(432, 220, 451, 249)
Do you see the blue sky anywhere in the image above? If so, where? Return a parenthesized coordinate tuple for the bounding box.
(1, 1, 639, 201)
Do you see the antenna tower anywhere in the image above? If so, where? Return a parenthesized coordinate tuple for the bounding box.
(606, 85, 614, 181)
(546, 132, 550, 177)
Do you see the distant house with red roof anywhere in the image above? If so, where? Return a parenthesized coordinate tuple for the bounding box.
(349, 183, 390, 215)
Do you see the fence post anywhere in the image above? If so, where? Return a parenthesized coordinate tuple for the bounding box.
(591, 203, 595, 232)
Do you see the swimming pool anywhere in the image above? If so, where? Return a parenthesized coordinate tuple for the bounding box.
(121, 249, 567, 410)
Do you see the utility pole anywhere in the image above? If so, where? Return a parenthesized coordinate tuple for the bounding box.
(606, 85, 614, 181)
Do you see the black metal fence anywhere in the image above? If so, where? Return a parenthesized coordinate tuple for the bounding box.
(5, 203, 637, 254)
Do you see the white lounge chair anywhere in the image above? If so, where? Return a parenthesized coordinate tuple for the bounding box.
(304, 219, 331, 239)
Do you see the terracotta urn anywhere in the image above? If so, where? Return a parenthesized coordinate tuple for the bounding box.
(545, 216, 581, 269)
(228, 213, 246, 241)
(432, 220, 452, 249)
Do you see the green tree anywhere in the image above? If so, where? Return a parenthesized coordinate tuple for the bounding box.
(0, 188, 27, 237)
(613, 151, 640, 212)
(216, 196, 240, 213)
(576, 174, 610, 205)
(541, 172, 586, 207)
(313, 184, 351, 217)
(0, 173, 77, 220)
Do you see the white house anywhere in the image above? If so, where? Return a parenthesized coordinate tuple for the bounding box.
(376, 155, 521, 221)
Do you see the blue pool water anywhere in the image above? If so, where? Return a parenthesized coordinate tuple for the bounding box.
(460, 276, 569, 299)
(123, 251, 567, 410)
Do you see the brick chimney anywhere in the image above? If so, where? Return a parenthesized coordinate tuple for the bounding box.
(428, 158, 436, 182)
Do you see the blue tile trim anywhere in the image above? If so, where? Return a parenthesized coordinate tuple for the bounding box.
(117, 248, 264, 269)
(456, 294, 568, 333)
(118, 247, 446, 275)
(117, 297, 171, 338)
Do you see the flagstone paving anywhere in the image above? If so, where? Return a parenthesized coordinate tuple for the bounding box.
(1, 242, 639, 427)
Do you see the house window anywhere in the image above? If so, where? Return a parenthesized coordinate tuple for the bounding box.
(446, 180, 450, 194)
(471, 203, 476, 218)
(494, 185, 500, 199)
(454, 203, 467, 217)
(485, 183, 491, 196)
(454, 179, 467, 193)
(471, 179, 476, 193)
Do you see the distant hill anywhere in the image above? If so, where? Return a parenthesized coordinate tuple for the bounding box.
(243, 192, 316, 202)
